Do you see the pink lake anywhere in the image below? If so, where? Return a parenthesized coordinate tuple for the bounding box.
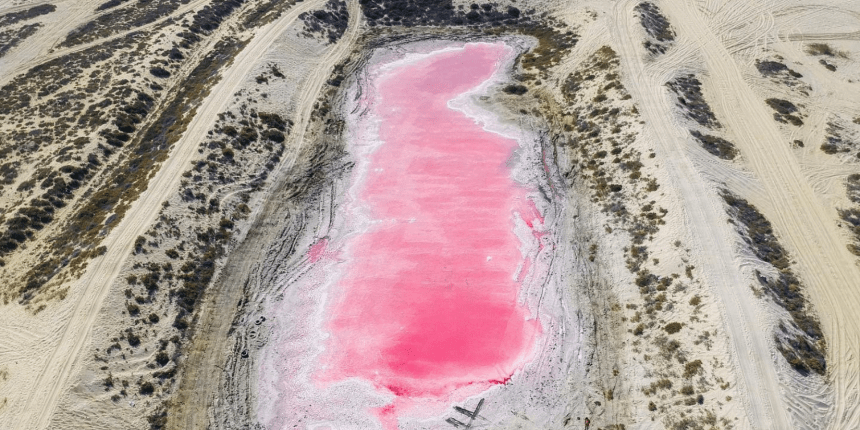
(318, 42, 542, 422)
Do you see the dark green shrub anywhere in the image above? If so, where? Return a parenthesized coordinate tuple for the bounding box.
(664, 322, 683, 334)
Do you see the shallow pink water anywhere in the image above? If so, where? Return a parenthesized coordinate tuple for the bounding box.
(320, 43, 539, 409)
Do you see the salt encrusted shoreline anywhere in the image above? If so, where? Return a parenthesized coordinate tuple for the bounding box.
(256, 38, 584, 429)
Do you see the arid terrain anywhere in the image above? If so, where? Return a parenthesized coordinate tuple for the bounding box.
(0, 0, 859, 429)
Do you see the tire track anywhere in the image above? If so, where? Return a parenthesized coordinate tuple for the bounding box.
(609, 1, 791, 427)
(660, 1, 860, 428)
(166, 1, 361, 428)
(0, 0, 211, 87)
(13, 1, 335, 429)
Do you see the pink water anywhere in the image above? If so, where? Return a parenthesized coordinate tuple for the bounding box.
(320, 42, 540, 419)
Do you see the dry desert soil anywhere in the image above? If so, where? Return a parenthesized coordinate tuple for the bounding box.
(0, 0, 859, 429)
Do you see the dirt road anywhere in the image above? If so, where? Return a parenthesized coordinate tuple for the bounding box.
(614, 0, 860, 428)
(665, 2, 860, 428)
(609, 1, 791, 427)
(166, 1, 361, 428)
(12, 0, 345, 428)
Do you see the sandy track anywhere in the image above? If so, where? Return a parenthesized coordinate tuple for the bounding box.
(12, 0, 345, 428)
(609, 1, 791, 428)
(166, 1, 361, 428)
(658, 1, 860, 428)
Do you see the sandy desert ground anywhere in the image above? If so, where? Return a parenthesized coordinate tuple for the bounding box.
(0, 0, 859, 429)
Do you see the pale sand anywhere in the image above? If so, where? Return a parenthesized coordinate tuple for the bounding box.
(1, 0, 859, 428)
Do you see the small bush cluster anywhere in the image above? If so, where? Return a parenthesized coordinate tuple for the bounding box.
(690, 130, 738, 160)
(819, 121, 859, 157)
(634, 2, 675, 55)
(765, 98, 803, 126)
(721, 190, 826, 375)
(754, 59, 809, 93)
(840, 206, 860, 257)
(755, 60, 802, 78)
(185, 0, 246, 37)
(96, 0, 132, 11)
(0, 23, 42, 58)
(805, 43, 847, 58)
(60, 0, 185, 47)
(503, 84, 528, 95)
(847, 174, 860, 204)
(299, 0, 349, 44)
(664, 322, 683, 334)
(359, 0, 528, 27)
(819, 59, 837, 72)
(666, 75, 721, 129)
(0, 4, 56, 27)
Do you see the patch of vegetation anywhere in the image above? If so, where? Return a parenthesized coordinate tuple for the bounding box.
(185, 0, 246, 38)
(150, 67, 171, 79)
(642, 378, 672, 395)
(139, 380, 155, 395)
(754, 59, 810, 95)
(359, 0, 529, 28)
(17, 38, 248, 299)
(755, 60, 802, 78)
(0, 33, 136, 116)
(0, 23, 42, 58)
(819, 121, 858, 156)
(683, 359, 703, 378)
(765, 98, 803, 126)
(839, 182, 860, 256)
(666, 75, 720, 129)
(96, 0, 133, 12)
(805, 43, 847, 58)
(510, 23, 578, 79)
(664, 322, 683, 334)
(634, 2, 675, 55)
(720, 190, 826, 375)
(847, 174, 860, 204)
(240, 0, 296, 30)
(690, 130, 738, 160)
(299, 0, 349, 44)
(147, 407, 167, 429)
(819, 59, 837, 72)
(59, 0, 186, 47)
(0, 4, 55, 28)
(502, 84, 527, 95)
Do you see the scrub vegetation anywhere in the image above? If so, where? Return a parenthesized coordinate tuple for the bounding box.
(665, 75, 740, 160)
(0, 4, 56, 28)
(0, 23, 41, 57)
(720, 191, 826, 375)
(0, 0, 258, 303)
(765, 98, 804, 126)
(540, 45, 734, 428)
(820, 120, 860, 158)
(97, 95, 292, 425)
(634, 2, 675, 55)
(60, 0, 186, 47)
(690, 130, 738, 160)
(358, 0, 529, 27)
(841, 174, 860, 257)
(805, 42, 848, 59)
(754, 58, 810, 95)
(666, 75, 721, 129)
(299, 0, 349, 44)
